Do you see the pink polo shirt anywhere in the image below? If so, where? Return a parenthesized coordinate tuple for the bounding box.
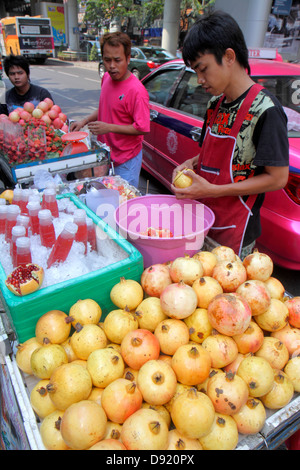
(97, 72, 150, 165)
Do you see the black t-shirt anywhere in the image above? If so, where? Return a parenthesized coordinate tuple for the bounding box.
(199, 87, 289, 246)
(1, 84, 54, 115)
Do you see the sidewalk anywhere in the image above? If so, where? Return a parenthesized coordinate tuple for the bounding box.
(48, 57, 99, 71)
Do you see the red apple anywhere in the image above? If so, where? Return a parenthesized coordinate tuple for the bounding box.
(32, 108, 44, 119)
(19, 110, 31, 122)
(51, 104, 61, 114)
(58, 112, 67, 122)
(44, 98, 54, 108)
(37, 101, 50, 112)
(48, 109, 58, 120)
(9, 111, 20, 122)
(52, 117, 63, 129)
(23, 102, 35, 113)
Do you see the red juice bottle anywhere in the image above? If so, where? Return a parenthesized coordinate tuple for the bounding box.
(12, 187, 23, 208)
(38, 209, 56, 248)
(86, 217, 97, 252)
(47, 222, 78, 268)
(19, 189, 30, 215)
(73, 209, 88, 253)
(42, 188, 59, 218)
(0, 205, 8, 234)
(16, 237, 32, 267)
(16, 214, 30, 236)
(27, 200, 41, 235)
(5, 204, 21, 242)
(11, 225, 26, 267)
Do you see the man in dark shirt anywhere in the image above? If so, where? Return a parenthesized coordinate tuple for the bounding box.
(1, 55, 54, 114)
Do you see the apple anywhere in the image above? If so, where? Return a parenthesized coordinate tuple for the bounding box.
(19, 110, 31, 122)
(23, 102, 35, 113)
(41, 114, 52, 125)
(32, 108, 44, 119)
(51, 104, 61, 114)
(58, 112, 67, 122)
(44, 98, 54, 108)
(52, 117, 63, 129)
(9, 111, 20, 122)
(37, 101, 49, 112)
(48, 109, 58, 120)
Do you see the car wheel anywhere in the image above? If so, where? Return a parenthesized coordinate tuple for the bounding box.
(132, 68, 141, 80)
(98, 63, 106, 79)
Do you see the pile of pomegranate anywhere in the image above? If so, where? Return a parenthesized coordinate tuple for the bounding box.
(15, 246, 300, 450)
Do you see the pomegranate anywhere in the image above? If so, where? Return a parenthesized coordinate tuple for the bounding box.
(199, 413, 239, 450)
(30, 340, 68, 379)
(164, 382, 191, 413)
(5, 263, 44, 296)
(103, 421, 123, 441)
(134, 297, 168, 331)
(101, 378, 143, 423)
(271, 324, 300, 355)
(121, 329, 160, 370)
(193, 251, 218, 276)
(173, 168, 194, 188)
(123, 367, 139, 382)
(207, 371, 249, 415)
(35, 310, 72, 344)
(110, 277, 144, 310)
(285, 297, 300, 328)
(232, 398, 266, 434)
(236, 280, 271, 316)
(87, 347, 124, 388)
(243, 250, 273, 281)
(169, 255, 204, 285)
(154, 318, 190, 356)
(255, 337, 289, 370)
(255, 298, 289, 332)
(46, 362, 92, 410)
(140, 264, 172, 298)
(121, 408, 169, 450)
(61, 338, 78, 362)
(224, 353, 247, 375)
(207, 293, 252, 336)
(166, 429, 203, 450)
(265, 276, 285, 300)
(70, 323, 108, 360)
(30, 379, 57, 419)
(232, 321, 264, 354)
(40, 410, 69, 450)
(211, 245, 237, 262)
(171, 388, 215, 438)
(137, 360, 177, 405)
(184, 308, 213, 344)
(103, 307, 138, 344)
(202, 331, 238, 368)
(160, 281, 198, 320)
(15, 337, 42, 375)
(212, 260, 247, 292)
(89, 439, 127, 450)
(171, 344, 211, 386)
(87, 387, 104, 405)
(69, 298, 102, 326)
(237, 355, 274, 397)
(260, 370, 294, 410)
(192, 276, 223, 309)
(60, 400, 107, 450)
(284, 356, 300, 392)
(141, 403, 171, 428)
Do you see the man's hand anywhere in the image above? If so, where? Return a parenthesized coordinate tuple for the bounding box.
(87, 121, 111, 135)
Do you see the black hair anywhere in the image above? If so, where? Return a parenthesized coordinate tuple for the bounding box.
(182, 11, 250, 75)
(4, 55, 30, 77)
(100, 32, 131, 58)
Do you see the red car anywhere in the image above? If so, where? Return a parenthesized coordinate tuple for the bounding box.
(141, 50, 300, 270)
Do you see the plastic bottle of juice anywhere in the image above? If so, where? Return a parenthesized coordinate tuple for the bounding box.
(19, 189, 31, 215)
(73, 209, 88, 253)
(16, 214, 30, 236)
(5, 205, 21, 242)
(15, 237, 32, 267)
(38, 209, 56, 248)
(12, 187, 23, 208)
(86, 217, 97, 252)
(42, 188, 59, 218)
(27, 201, 41, 235)
(0, 205, 8, 234)
(11, 225, 26, 267)
(47, 222, 78, 268)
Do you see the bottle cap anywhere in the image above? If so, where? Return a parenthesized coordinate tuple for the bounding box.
(44, 187, 56, 197)
(7, 204, 21, 215)
(21, 189, 31, 200)
(0, 205, 8, 213)
(0, 199, 6, 206)
(12, 225, 26, 237)
(64, 222, 78, 235)
(86, 217, 94, 227)
(38, 209, 52, 220)
(13, 188, 23, 199)
(73, 209, 86, 222)
(17, 215, 30, 226)
(16, 236, 30, 248)
(27, 201, 41, 212)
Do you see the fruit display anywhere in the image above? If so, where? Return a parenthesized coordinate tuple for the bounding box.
(0, 100, 70, 165)
(12, 247, 300, 450)
(5, 263, 44, 296)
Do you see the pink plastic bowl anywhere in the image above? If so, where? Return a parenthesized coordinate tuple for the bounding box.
(115, 195, 215, 268)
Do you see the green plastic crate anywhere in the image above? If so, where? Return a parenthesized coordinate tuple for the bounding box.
(0, 193, 144, 343)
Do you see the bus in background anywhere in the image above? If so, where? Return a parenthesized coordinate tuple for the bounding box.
(0, 16, 54, 64)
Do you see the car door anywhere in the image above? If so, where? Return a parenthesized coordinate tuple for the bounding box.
(142, 64, 211, 189)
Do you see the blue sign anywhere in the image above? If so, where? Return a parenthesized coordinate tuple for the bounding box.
(272, 0, 293, 15)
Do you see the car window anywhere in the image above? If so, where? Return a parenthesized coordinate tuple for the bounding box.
(143, 68, 181, 106)
(170, 71, 211, 119)
(252, 75, 300, 136)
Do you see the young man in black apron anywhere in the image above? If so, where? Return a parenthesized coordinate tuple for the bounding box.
(172, 11, 289, 259)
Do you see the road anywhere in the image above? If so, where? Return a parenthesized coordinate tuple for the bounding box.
(3, 59, 300, 296)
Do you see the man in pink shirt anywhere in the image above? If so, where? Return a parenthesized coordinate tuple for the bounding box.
(71, 32, 150, 188)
